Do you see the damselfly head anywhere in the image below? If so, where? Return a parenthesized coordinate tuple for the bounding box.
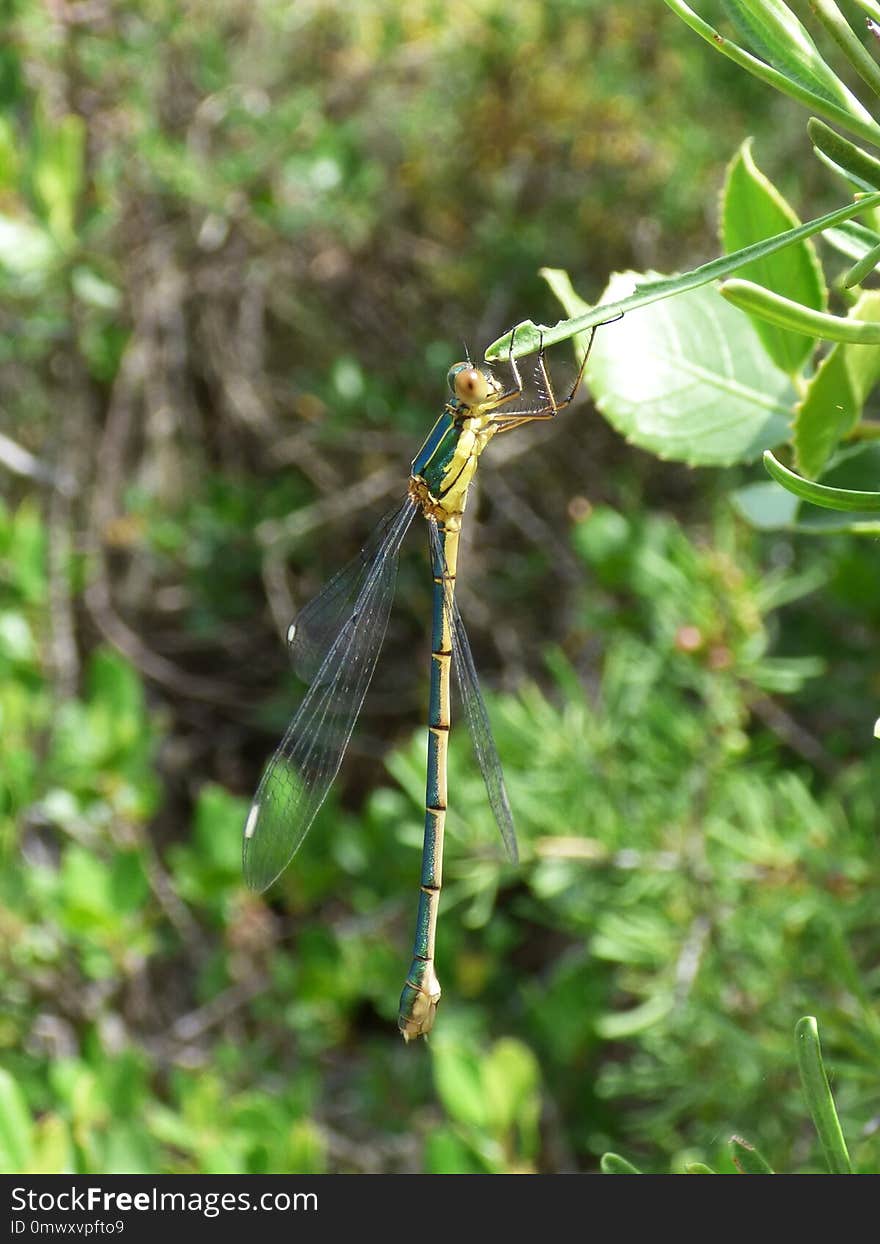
(447, 362, 498, 407)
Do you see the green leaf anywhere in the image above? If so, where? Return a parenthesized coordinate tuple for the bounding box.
(808, 1, 880, 102)
(7, 500, 47, 605)
(432, 1042, 488, 1131)
(31, 1115, 74, 1174)
(285, 1120, 326, 1175)
(843, 239, 880, 287)
(823, 220, 880, 262)
(566, 272, 793, 467)
(600, 1152, 642, 1174)
(808, 118, 880, 191)
(87, 648, 146, 721)
(101, 1123, 157, 1174)
(731, 482, 880, 532)
(730, 1134, 775, 1173)
(685, 1162, 717, 1173)
(794, 1017, 852, 1174)
(108, 851, 150, 915)
(739, 445, 880, 531)
(721, 138, 825, 374)
(596, 989, 675, 1038)
(734, 478, 880, 532)
(764, 447, 880, 510)
(852, 0, 880, 21)
(0, 213, 56, 279)
(720, 278, 880, 342)
(663, 0, 880, 147)
(813, 147, 877, 195)
(731, 480, 799, 529)
(30, 110, 85, 247)
(0, 1068, 33, 1172)
(482, 1038, 541, 1155)
(0, 117, 18, 190)
(59, 848, 115, 925)
(482, 1039, 538, 1133)
(793, 290, 880, 476)
(484, 190, 880, 360)
(0, 610, 35, 662)
(72, 267, 122, 311)
(193, 783, 251, 875)
(722, 0, 872, 121)
(425, 1127, 485, 1174)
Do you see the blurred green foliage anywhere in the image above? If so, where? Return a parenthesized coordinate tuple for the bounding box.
(2, 0, 880, 1175)
(5, 486, 880, 1172)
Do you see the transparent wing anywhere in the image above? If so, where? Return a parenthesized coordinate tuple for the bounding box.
(427, 520, 519, 864)
(289, 503, 411, 684)
(244, 498, 418, 891)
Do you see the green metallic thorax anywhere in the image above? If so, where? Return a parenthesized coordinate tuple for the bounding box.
(411, 410, 461, 499)
(410, 400, 500, 523)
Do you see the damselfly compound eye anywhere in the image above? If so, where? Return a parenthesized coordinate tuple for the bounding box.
(449, 364, 493, 406)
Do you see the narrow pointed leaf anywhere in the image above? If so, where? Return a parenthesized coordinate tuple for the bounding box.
(764, 448, 880, 509)
(795, 1017, 852, 1174)
(723, 0, 874, 119)
(733, 479, 880, 532)
(485, 190, 880, 360)
(720, 278, 880, 341)
(730, 1134, 775, 1173)
(662, 1, 880, 147)
(600, 1153, 641, 1174)
(808, 118, 880, 191)
(824, 220, 880, 262)
(814, 147, 877, 195)
(808, 0, 880, 99)
(843, 238, 880, 286)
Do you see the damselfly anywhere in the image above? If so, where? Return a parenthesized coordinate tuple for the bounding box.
(244, 325, 606, 1040)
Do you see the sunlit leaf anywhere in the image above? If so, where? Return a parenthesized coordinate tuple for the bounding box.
(793, 290, 880, 476)
(721, 138, 825, 373)
(722, 0, 872, 121)
(560, 271, 793, 466)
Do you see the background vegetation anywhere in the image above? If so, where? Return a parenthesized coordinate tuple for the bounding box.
(1, 0, 879, 1173)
